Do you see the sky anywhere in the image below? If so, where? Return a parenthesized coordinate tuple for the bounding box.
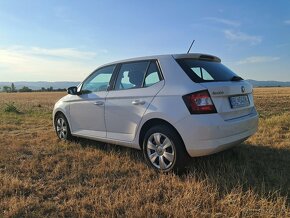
(0, 0, 289, 82)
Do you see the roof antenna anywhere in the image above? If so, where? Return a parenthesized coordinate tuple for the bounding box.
(187, 39, 195, 54)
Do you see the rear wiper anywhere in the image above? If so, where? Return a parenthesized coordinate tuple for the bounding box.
(231, 76, 243, 81)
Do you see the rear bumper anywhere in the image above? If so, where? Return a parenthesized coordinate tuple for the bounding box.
(174, 109, 259, 157)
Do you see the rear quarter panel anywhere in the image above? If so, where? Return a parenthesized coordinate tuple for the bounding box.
(133, 56, 206, 145)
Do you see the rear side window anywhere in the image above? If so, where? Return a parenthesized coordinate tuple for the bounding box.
(114, 60, 162, 90)
(114, 61, 149, 90)
(176, 59, 239, 83)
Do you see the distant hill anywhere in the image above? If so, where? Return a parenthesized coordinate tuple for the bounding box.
(246, 80, 290, 87)
(0, 81, 80, 90)
(0, 80, 290, 91)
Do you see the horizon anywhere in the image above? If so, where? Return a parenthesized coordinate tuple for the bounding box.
(0, 1, 290, 82)
(1, 78, 290, 84)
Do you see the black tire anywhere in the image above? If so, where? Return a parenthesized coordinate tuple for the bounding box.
(54, 113, 73, 141)
(142, 124, 190, 172)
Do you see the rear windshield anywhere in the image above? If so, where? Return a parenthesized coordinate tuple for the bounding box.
(176, 58, 239, 83)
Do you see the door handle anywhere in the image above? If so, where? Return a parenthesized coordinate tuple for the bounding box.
(132, 100, 145, 105)
(94, 101, 104, 106)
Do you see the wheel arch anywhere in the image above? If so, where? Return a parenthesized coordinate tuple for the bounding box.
(53, 110, 72, 131)
(138, 118, 185, 151)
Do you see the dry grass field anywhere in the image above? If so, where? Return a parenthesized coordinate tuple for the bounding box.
(0, 88, 289, 217)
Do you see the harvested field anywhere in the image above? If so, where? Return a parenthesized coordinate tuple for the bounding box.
(0, 88, 289, 217)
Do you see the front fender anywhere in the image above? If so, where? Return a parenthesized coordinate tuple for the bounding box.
(52, 96, 71, 129)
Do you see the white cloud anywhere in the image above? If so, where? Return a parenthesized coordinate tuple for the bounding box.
(237, 56, 280, 65)
(224, 30, 262, 45)
(204, 17, 240, 27)
(0, 46, 103, 81)
(284, 20, 290, 25)
(31, 47, 97, 59)
(3, 46, 97, 60)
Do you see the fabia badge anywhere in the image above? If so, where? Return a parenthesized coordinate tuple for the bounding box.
(241, 86, 245, 93)
(212, 91, 224, 95)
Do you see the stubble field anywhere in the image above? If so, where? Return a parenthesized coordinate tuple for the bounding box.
(0, 88, 289, 217)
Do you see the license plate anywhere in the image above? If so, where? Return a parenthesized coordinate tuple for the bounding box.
(229, 95, 250, 108)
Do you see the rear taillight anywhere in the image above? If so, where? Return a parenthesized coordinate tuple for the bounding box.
(182, 90, 217, 114)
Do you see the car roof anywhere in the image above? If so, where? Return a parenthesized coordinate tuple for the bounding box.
(99, 53, 221, 68)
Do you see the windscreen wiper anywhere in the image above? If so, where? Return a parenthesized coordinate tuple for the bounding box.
(231, 76, 243, 81)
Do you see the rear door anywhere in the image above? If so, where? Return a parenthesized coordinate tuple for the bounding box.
(105, 60, 164, 141)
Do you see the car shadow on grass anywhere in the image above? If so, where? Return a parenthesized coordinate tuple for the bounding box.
(185, 143, 290, 202)
(76, 138, 144, 163)
(76, 138, 289, 201)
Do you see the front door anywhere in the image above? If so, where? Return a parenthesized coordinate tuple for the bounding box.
(69, 65, 116, 138)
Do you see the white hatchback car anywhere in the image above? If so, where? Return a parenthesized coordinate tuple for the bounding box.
(53, 53, 258, 172)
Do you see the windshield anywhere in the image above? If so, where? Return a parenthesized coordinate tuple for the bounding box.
(176, 59, 240, 83)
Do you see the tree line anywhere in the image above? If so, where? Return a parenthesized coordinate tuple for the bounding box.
(0, 83, 66, 93)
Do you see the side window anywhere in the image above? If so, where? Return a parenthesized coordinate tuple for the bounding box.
(191, 67, 214, 81)
(144, 61, 161, 87)
(82, 65, 115, 93)
(114, 61, 149, 90)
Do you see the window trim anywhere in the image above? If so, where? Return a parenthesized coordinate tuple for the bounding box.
(141, 61, 151, 88)
(155, 59, 164, 81)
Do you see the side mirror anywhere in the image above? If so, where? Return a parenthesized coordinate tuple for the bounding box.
(67, 86, 78, 95)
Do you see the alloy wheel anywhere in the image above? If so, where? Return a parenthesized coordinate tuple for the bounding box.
(146, 133, 175, 170)
(56, 117, 68, 139)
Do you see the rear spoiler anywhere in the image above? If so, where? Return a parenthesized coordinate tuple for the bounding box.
(172, 53, 221, 63)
